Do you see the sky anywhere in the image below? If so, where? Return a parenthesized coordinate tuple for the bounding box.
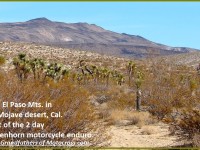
(0, 2, 200, 49)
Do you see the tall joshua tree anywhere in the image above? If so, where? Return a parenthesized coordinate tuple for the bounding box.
(135, 71, 144, 111)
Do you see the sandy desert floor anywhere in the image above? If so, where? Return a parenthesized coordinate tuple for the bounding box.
(109, 122, 184, 148)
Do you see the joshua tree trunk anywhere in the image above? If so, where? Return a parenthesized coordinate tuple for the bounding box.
(136, 89, 142, 111)
(33, 70, 36, 79)
(128, 75, 131, 86)
(128, 70, 133, 86)
(43, 75, 47, 83)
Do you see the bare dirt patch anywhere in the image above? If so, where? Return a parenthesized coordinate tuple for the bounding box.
(108, 122, 184, 147)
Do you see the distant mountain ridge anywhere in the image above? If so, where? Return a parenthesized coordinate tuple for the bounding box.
(0, 17, 198, 58)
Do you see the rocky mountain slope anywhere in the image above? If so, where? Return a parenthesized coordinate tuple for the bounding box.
(156, 52, 200, 67)
(0, 41, 128, 72)
(1, 42, 200, 73)
(0, 18, 198, 58)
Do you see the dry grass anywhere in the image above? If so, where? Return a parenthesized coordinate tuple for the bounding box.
(97, 103, 111, 120)
(108, 109, 157, 127)
(141, 126, 157, 135)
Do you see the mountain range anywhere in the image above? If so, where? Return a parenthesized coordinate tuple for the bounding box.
(0, 17, 198, 58)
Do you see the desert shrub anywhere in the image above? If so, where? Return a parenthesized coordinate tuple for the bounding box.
(0, 71, 108, 147)
(141, 60, 200, 146)
(106, 86, 135, 110)
(167, 107, 200, 147)
(107, 93, 135, 110)
(142, 61, 200, 120)
(141, 126, 157, 135)
(170, 109, 200, 137)
(108, 109, 156, 127)
(96, 103, 111, 121)
(0, 55, 5, 65)
(87, 83, 136, 119)
(147, 98, 173, 120)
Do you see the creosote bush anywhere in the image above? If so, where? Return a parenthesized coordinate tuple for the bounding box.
(0, 71, 108, 146)
(169, 109, 200, 143)
(141, 60, 200, 146)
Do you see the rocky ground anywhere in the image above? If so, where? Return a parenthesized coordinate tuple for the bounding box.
(0, 41, 129, 72)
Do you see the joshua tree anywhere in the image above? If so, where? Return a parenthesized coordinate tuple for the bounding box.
(43, 62, 68, 82)
(83, 65, 94, 84)
(78, 59, 86, 75)
(30, 58, 45, 80)
(101, 67, 111, 86)
(117, 73, 125, 86)
(77, 73, 83, 85)
(61, 68, 70, 79)
(85, 65, 93, 75)
(77, 60, 102, 85)
(111, 70, 124, 86)
(127, 61, 136, 86)
(92, 65, 100, 84)
(13, 53, 31, 82)
(135, 71, 144, 111)
(43, 64, 55, 82)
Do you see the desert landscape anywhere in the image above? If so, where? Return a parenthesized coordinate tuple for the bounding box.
(0, 40, 199, 147)
(0, 18, 199, 148)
